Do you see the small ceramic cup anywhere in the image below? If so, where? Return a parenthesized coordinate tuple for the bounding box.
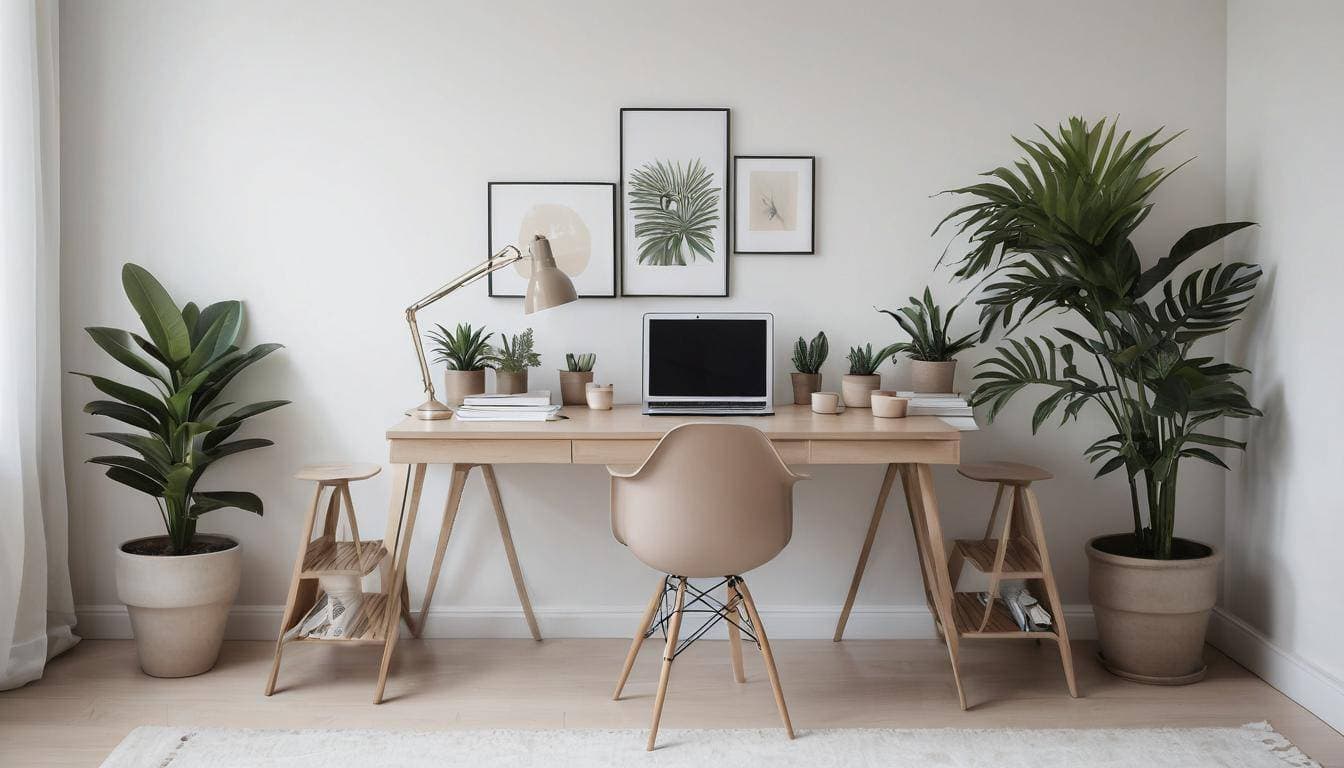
(870, 391, 910, 418)
(811, 391, 845, 414)
(585, 384, 614, 410)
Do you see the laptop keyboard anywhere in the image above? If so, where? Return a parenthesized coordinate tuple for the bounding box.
(645, 400, 770, 411)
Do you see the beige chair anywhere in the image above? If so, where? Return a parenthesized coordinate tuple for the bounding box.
(607, 423, 807, 750)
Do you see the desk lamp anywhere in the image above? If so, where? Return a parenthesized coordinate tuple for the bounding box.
(405, 235, 577, 420)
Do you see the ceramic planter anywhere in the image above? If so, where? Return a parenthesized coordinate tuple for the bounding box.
(910, 360, 957, 393)
(559, 370, 594, 406)
(443, 369, 486, 406)
(790, 372, 822, 405)
(115, 535, 241, 678)
(1087, 534, 1222, 684)
(495, 369, 528, 395)
(841, 374, 881, 408)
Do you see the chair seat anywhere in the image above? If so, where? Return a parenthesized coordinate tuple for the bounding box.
(956, 461, 1051, 485)
(295, 463, 381, 483)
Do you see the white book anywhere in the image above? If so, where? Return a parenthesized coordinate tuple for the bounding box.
(455, 404, 561, 413)
(909, 403, 975, 417)
(939, 416, 979, 431)
(461, 391, 553, 407)
(453, 408, 561, 422)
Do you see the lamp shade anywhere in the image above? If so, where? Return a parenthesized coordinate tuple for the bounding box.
(523, 235, 578, 314)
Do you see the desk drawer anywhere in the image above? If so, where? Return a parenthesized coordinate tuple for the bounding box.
(807, 439, 959, 465)
(572, 439, 809, 465)
(389, 439, 571, 464)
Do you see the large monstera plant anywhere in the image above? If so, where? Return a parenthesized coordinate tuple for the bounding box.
(76, 264, 288, 554)
(936, 117, 1261, 559)
(628, 158, 721, 265)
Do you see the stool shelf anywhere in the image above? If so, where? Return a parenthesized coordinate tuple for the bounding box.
(954, 537, 1042, 579)
(286, 592, 392, 646)
(950, 592, 1055, 639)
(301, 537, 386, 577)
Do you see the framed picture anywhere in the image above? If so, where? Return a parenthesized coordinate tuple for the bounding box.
(620, 108, 730, 297)
(487, 182, 617, 299)
(734, 156, 815, 254)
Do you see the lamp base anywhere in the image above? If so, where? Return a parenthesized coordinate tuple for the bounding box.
(414, 398, 453, 420)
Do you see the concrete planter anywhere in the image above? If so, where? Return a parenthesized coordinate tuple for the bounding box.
(116, 535, 241, 678)
(841, 374, 881, 408)
(790, 372, 822, 405)
(443, 369, 487, 406)
(495, 369, 528, 394)
(910, 359, 957, 393)
(1086, 534, 1222, 684)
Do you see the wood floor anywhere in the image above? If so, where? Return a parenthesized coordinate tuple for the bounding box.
(3, 638, 1342, 766)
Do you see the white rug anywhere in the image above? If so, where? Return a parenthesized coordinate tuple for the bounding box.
(101, 723, 1318, 767)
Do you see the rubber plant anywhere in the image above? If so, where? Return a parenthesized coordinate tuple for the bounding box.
(934, 116, 1260, 559)
(76, 264, 288, 555)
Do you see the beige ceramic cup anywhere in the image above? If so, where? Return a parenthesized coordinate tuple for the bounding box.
(870, 391, 909, 418)
(585, 384, 614, 410)
(811, 391, 845, 414)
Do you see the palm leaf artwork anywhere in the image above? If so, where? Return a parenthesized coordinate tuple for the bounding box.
(76, 264, 288, 554)
(934, 117, 1260, 559)
(628, 159, 721, 265)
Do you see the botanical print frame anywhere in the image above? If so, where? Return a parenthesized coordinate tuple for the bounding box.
(487, 182, 617, 299)
(620, 108, 730, 297)
(734, 155, 815, 254)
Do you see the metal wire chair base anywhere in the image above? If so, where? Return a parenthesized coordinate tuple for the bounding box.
(646, 575, 757, 660)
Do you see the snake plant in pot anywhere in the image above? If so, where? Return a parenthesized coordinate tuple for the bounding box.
(76, 264, 287, 677)
(936, 117, 1260, 683)
(842, 342, 898, 408)
(879, 288, 977, 392)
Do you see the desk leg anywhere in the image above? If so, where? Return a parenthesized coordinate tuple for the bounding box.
(902, 463, 967, 710)
(833, 463, 899, 642)
(481, 464, 542, 641)
(415, 464, 470, 638)
(374, 463, 427, 704)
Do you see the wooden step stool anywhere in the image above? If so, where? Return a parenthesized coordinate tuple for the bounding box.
(945, 461, 1079, 706)
(265, 463, 407, 702)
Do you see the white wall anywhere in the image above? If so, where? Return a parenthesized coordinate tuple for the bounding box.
(59, 0, 1229, 639)
(1217, 0, 1344, 731)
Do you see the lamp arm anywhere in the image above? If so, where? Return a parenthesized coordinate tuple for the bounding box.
(405, 245, 523, 402)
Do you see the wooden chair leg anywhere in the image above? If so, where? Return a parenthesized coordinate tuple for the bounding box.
(482, 464, 542, 641)
(735, 578, 794, 739)
(1022, 486, 1079, 698)
(613, 575, 668, 700)
(374, 463, 426, 704)
(647, 577, 687, 752)
(265, 483, 324, 696)
(726, 580, 746, 684)
(834, 463, 898, 641)
(414, 464, 470, 638)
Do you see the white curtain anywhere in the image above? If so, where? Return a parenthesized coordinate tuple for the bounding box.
(0, 0, 78, 690)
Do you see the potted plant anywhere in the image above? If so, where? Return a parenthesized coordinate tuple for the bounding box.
(842, 343, 897, 408)
(879, 288, 976, 393)
(427, 322, 498, 405)
(75, 264, 287, 677)
(790, 331, 828, 405)
(937, 117, 1260, 683)
(495, 328, 541, 394)
(560, 352, 596, 406)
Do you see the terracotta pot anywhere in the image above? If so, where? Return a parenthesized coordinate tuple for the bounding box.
(116, 535, 241, 678)
(841, 374, 881, 408)
(910, 360, 957, 393)
(790, 372, 822, 405)
(495, 369, 528, 395)
(443, 369, 486, 406)
(1087, 534, 1222, 684)
(559, 370, 594, 406)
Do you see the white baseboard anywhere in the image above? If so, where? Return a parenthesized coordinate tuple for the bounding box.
(1207, 607, 1344, 734)
(76, 603, 1096, 642)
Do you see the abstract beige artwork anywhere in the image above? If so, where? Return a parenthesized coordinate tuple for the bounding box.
(515, 203, 591, 278)
(488, 182, 616, 297)
(748, 170, 799, 231)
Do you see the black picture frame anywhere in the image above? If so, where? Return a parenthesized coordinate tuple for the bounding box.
(486, 181, 618, 299)
(619, 107, 731, 298)
(732, 155, 816, 255)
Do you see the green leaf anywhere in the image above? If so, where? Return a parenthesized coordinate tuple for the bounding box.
(181, 302, 241, 376)
(1184, 433, 1246, 450)
(190, 491, 264, 516)
(89, 455, 166, 482)
(121, 264, 192, 364)
(1134, 222, 1257, 298)
(89, 432, 173, 471)
(85, 327, 167, 383)
(84, 400, 163, 435)
(203, 438, 273, 461)
(105, 467, 164, 497)
(217, 400, 289, 427)
(71, 373, 171, 422)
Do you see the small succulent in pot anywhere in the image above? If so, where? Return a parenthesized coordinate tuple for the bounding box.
(560, 352, 596, 406)
(495, 328, 541, 394)
(879, 288, 975, 393)
(427, 322, 498, 405)
(790, 331, 828, 405)
(842, 343, 898, 408)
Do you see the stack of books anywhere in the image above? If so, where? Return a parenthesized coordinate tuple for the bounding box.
(894, 392, 978, 431)
(453, 392, 562, 422)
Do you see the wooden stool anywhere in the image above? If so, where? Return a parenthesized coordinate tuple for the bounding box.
(265, 463, 405, 702)
(945, 461, 1078, 705)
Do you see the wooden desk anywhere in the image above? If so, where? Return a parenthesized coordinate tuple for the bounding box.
(373, 404, 968, 706)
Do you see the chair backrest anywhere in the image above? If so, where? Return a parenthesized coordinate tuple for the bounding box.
(609, 423, 805, 578)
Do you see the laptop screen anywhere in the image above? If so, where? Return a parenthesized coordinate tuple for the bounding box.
(647, 317, 769, 398)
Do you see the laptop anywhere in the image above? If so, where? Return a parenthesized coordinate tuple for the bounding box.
(642, 313, 774, 415)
